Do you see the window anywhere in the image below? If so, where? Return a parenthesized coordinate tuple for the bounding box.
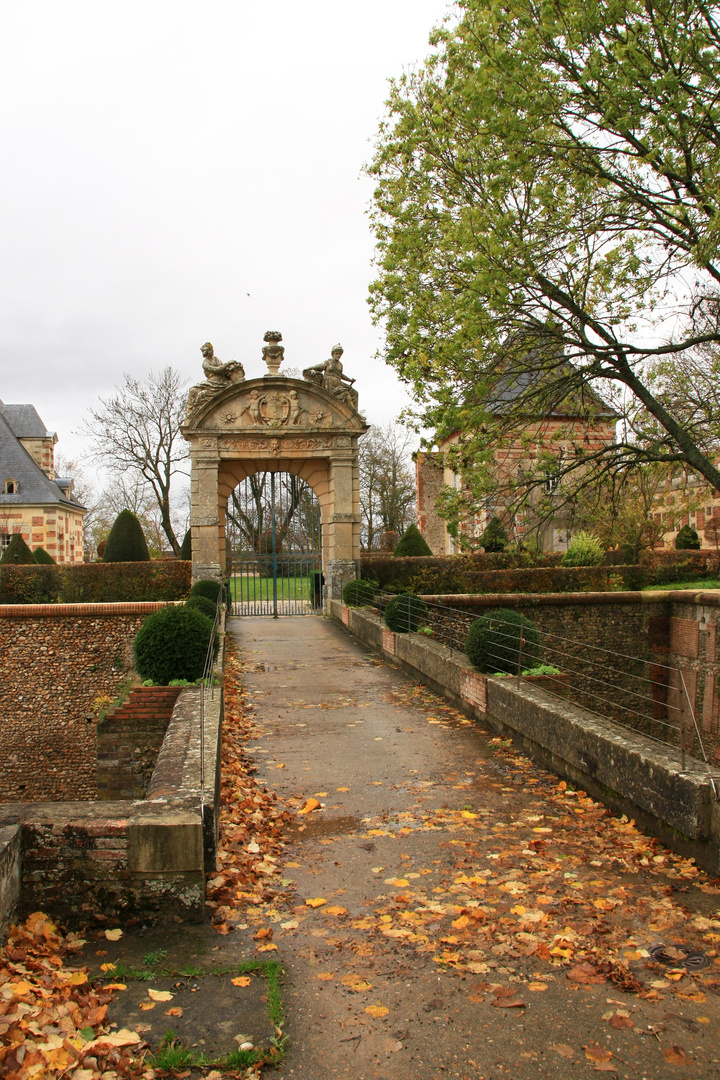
(3, 479, 17, 494)
(544, 473, 559, 494)
(0, 533, 9, 552)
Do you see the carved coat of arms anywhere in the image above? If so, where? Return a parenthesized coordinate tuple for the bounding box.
(259, 391, 290, 427)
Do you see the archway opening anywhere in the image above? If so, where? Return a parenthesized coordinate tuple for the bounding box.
(226, 470, 322, 616)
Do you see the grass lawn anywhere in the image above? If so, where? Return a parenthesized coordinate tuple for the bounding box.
(229, 574, 317, 602)
(643, 577, 720, 591)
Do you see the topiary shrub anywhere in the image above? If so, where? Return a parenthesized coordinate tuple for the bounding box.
(342, 579, 376, 607)
(32, 546, 56, 564)
(561, 531, 604, 567)
(190, 578, 223, 603)
(479, 517, 509, 553)
(465, 608, 541, 673)
(384, 592, 429, 633)
(1, 535, 36, 564)
(393, 524, 433, 557)
(104, 510, 150, 562)
(133, 605, 216, 684)
(675, 525, 701, 550)
(185, 594, 217, 619)
(180, 529, 192, 560)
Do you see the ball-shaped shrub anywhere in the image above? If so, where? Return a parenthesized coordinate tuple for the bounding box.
(133, 605, 215, 684)
(384, 592, 429, 633)
(561, 531, 604, 567)
(104, 510, 150, 562)
(185, 594, 217, 619)
(190, 578, 223, 603)
(342, 579, 376, 607)
(465, 608, 541, 674)
(675, 525, 701, 550)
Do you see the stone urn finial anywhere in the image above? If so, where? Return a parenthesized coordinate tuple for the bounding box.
(262, 330, 284, 376)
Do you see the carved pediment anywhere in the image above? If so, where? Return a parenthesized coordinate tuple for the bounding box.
(184, 378, 366, 435)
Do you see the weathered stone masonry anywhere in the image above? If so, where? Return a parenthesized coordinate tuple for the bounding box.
(0, 603, 169, 802)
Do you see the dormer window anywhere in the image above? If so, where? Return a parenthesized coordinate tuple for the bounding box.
(3, 479, 17, 494)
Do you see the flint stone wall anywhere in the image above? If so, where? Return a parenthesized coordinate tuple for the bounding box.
(0, 603, 167, 802)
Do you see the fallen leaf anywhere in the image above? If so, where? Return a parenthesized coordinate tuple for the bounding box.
(148, 989, 174, 1002)
(298, 798, 321, 815)
(382, 1038, 403, 1053)
(87, 1028, 141, 1049)
(567, 962, 607, 985)
(104, 928, 123, 941)
(585, 1046, 613, 1063)
(324, 906, 348, 916)
(305, 897, 328, 908)
(231, 976, 252, 987)
(100, 962, 116, 973)
(384, 878, 410, 887)
(552, 1044, 574, 1059)
(365, 1005, 389, 1018)
(166, 1007, 183, 1017)
(336, 786, 350, 791)
(317, 972, 335, 981)
(492, 997, 525, 1008)
(103, 982, 128, 991)
(528, 982, 548, 991)
(68, 971, 88, 986)
(609, 1015, 634, 1030)
(258, 942, 278, 952)
(663, 1045, 688, 1065)
(140, 1002, 156, 1011)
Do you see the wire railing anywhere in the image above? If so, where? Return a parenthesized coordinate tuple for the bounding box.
(199, 588, 224, 811)
(367, 587, 719, 797)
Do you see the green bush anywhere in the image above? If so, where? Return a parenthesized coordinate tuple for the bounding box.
(465, 608, 541, 673)
(190, 578, 223, 603)
(185, 594, 217, 619)
(479, 517, 509, 553)
(32, 546, 56, 564)
(1, 535, 35, 564)
(675, 525, 701, 550)
(561, 531, 605, 567)
(58, 561, 191, 602)
(133, 605, 216, 684)
(342, 579, 376, 607)
(393, 524, 433, 557)
(180, 529, 192, 560)
(0, 564, 60, 603)
(384, 592, 429, 633)
(104, 510, 150, 562)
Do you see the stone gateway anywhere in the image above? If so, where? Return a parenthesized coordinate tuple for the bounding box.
(182, 332, 368, 603)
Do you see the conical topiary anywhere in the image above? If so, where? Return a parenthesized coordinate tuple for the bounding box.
(1, 535, 36, 564)
(33, 546, 56, 564)
(103, 510, 150, 562)
(180, 528, 192, 560)
(393, 523, 433, 557)
(479, 517, 509, 553)
(675, 524, 701, 550)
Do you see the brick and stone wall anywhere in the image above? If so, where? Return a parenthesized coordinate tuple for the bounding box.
(0, 603, 168, 802)
(97, 686, 183, 800)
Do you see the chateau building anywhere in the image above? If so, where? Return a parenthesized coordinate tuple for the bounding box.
(0, 400, 86, 563)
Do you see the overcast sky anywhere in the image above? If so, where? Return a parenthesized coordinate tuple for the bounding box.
(0, 0, 453, 468)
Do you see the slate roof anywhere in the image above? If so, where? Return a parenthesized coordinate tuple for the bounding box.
(0, 404, 85, 511)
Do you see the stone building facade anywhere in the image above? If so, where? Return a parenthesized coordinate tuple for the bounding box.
(0, 401, 86, 563)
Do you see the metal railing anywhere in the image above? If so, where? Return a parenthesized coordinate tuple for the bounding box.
(368, 588, 719, 798)
(199, 588, 224, 811)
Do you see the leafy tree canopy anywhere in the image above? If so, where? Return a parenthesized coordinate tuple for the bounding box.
(369, 0, 720, 515)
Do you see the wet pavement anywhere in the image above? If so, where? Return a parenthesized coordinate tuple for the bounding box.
(226, 615, 720, 1080)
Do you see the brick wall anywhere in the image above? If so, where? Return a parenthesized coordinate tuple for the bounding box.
(97, 686, 182, 799)
(0, 603, 168, 802)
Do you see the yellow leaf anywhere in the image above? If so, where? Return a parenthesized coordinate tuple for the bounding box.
(231, 976, 252, 987)
(324, 906, 348, 916)
(528, 982, 548, 991)
(511, 905, 526, 916)
(140, 1002, 155, 1011)
(461, 811, 478, 819)
(336, 787, 350, 791)
(258, 942, 278, 952)
(166, 1007, 183, 1017)
(664, 971, 685, 981)
(317, 972, 334, 981)
(384, 878, 410, 888)
(68, 971, 88, 986)
(452, 916, 469, 929)
(298, 798, 321, 815)
(314, 791, 328, 797)
(100, 962, 116, 973)
(305, 897, 328, 907)
(365, 1005, 389, 1018)
(148, 989, 174, 1001)
(103, 983, 127, 991)
(104, 928, 123, 941)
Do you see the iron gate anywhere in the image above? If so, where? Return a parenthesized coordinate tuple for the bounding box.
(226, 471, 322, 616)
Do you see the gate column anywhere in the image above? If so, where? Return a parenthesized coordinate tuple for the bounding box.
(189, 436, 223, 581)
(325, 455, 362, 601)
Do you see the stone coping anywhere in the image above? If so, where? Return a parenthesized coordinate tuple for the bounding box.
(0, 602, 173, 617)
(419, 589, 720, 608)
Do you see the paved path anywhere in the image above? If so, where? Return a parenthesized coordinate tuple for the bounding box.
(228, 615, 720, 1080)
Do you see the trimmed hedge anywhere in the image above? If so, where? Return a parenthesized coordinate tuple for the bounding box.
(342, 579, 376, 607)
(0, 560, 192, 604)
(384, 593, 429, 633)
(134, 605, 215, 684)
(466, 609, 541, 674)
(190, 579, 223, 603)
(0, 564, 61, 604)
(186, 594, 217, 619)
